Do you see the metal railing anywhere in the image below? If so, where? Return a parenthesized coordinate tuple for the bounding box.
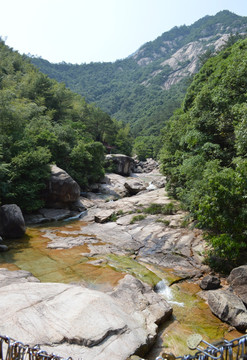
(0, 335, 71, 360)
(156, 334, 247, 360)
(1, 333, 246, 360)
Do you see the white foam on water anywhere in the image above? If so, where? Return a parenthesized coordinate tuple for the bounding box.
(155, 279, 184, 307)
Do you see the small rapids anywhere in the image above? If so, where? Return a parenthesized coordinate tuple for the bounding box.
(155, 279, 184, 307)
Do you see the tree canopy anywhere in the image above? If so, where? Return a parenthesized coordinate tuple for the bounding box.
(160, 38, 247, 267)
(0, 40, 132, 212)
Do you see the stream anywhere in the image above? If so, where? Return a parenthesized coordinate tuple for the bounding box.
(0, 170, 242, 359)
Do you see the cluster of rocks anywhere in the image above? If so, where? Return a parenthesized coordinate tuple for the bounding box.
(0, 268, 172, 360)
(104, 154, 159, 176)
(132, 158, 159, 173)
(1, 155, 161, 229)
(200, 266, 247, 331)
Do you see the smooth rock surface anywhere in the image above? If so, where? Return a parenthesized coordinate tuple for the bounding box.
(0, 271, 172, 360)
(208, 289, 247, 331)
(227, 265, 247, 306)
(0, 204, 26, 239)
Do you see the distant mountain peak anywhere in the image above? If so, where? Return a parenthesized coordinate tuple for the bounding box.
(30, 10, 247, 136)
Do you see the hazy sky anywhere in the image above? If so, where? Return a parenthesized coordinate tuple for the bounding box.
(1, 0, 247, 64)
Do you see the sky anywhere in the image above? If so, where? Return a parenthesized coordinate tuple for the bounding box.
(1, 0, 247, 64)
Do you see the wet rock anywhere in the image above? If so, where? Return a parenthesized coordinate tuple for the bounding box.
(24, 208, 83, 225)
(0, 268, 40, 288)
(0, 204, 26, 239)
(124, 179, 146, 195)
(45, 165, 80, 209)
(208, 289, 247, 331)
(0, 270, 172, 360)
(227, 265, 247, 306)
(105, 154, 134, 176)
(0, 244, 8, 252)
(200, 275, 221, 290)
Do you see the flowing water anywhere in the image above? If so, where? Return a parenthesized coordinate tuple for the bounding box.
(0, 218, 242, 359)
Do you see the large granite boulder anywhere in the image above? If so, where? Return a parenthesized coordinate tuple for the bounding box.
(200, 275, 220, 290)
(227, 265, 247, 306)
(124, 178, 146, 195)
(105, 154, 134, 176)
(0, 204, 26, 239)
(98, 173, 129, 198)
(208, 289, 247, 331)
(0, 271, 172, 360)
(45, 165, 80, 209)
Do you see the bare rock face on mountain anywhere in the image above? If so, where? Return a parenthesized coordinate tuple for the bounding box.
(0, 270, 172, 360)
(45, 165, 81, 209)
(0, 204, 26, 239)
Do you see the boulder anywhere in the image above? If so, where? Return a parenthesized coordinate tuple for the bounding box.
(98, 173, 129, 198)
(105, 154, 134, 176)
(208, 289, 247, 331)
(45, 165, 81, 209)
(94, 209, 115, 223)
(0, 204, 26, 239)
(200, 275, 220, 290)
(124, 179, 146, 195)
(0, 271, 172, 360)
(227, 265, 247, 306)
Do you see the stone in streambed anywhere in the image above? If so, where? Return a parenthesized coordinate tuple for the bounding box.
(200, 275, 220, 290)
(208, 289, 247, 331)
(0, 204, 26, 239)
(227, 265, 247, 306)
(124, 179, 146, 195)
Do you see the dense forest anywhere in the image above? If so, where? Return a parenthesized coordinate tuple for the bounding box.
(0, 40, 132, 213)
(160, 38, 247, 267)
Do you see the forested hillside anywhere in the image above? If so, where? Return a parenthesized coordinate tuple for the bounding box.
(0, 40, 131, 212)
(160, 38, 247, 267)
(31, 11, 247, 137)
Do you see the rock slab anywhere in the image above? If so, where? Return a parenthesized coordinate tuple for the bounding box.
(0, 271, 172, 360)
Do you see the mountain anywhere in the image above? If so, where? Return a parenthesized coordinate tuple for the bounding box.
(30, 10, 247, 136)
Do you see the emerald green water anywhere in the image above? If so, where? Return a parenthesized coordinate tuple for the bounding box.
(0, 220, 242, 358)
